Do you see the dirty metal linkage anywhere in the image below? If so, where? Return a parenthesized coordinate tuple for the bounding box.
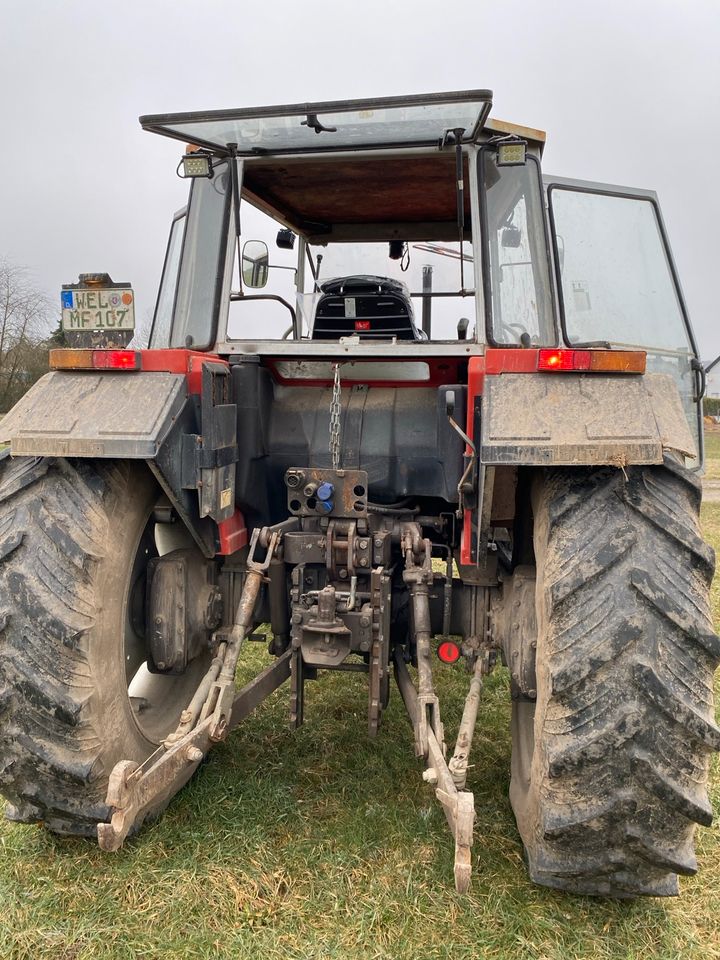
(397, 528, 476, 893)
(368, 567, 391, 737)
(402, 527, 445, 757)
(394, 651, 475, 894)
(448, 655, 484, 790)
(97, 651, 291, 852)
(98, 524, 290, 852)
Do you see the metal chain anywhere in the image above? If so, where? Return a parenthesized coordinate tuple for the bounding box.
(330, 363, 342, 470)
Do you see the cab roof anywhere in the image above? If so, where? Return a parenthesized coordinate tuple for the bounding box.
(140, 91, 547, 243)
(140, 89, 496, 155)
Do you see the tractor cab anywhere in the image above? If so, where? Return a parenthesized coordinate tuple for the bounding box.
(141, 90, 552, 350)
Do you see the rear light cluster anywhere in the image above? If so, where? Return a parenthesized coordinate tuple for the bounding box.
(537, 348, 646, 374)
(50, 349, 140, 371)
(49, 346, 646, 379)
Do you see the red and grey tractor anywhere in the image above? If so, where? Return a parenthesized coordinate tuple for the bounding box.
(0, 90, 715, 896)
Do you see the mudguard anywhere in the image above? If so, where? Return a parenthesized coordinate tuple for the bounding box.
(0, 370, 186, 458)
(480, 372, 696, 466)
(0, 367, 242, 557)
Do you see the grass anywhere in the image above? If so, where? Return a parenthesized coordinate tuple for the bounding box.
(2, 460, 720, 958)
(704, 429, 720, 480)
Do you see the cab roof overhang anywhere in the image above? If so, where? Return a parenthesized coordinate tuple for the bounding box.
(140, 91, 546, 243)
(242, 151, 471, 243)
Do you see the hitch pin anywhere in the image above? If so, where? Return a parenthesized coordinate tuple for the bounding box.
(343, 575, 357, 612)
(303, 575, 357, 611)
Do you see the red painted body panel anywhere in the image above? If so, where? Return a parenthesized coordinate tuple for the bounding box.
(484, 348, 539, 374)
(138, 349, 227, 395)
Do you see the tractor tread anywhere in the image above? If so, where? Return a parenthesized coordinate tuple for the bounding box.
(517, 458, 718, 897)
(0, 458, 125, 832)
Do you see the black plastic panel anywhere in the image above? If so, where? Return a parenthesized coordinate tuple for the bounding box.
(230, 358, 465, 528)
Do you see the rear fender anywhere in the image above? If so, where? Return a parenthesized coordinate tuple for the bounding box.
(460, 367, 696, 567)
(479, 372, 696, 466)
(0, 358, 244, 557)
(0, 369, 186, 459)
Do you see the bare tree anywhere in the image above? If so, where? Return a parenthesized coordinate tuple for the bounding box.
(0, 259, 52, 410)
(130, 308, 155, 350)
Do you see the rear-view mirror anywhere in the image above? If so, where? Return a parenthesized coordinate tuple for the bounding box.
(242, 240, 269, 288)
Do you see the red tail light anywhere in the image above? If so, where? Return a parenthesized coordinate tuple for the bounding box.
(354, 320, 371, 331)
(538, 349, 590, 371)
(91, 350, 141, 370)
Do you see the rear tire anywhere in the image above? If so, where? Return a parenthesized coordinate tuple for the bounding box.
(511, 458, 719, 896)
(0, 456, 210, 837)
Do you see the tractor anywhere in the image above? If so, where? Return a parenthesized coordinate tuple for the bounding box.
(0, 89, 716, 897)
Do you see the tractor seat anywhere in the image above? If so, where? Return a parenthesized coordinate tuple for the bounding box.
(311, 275, 426, 341)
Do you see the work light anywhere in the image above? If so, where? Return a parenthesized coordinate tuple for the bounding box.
(179, 152, 213, 178)
(496, 140, 527, 166)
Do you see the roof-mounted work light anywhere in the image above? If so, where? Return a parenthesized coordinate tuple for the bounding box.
(177, 147, 213, 179)
(496, 138, 527, 166)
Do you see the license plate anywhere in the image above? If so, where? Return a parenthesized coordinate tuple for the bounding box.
(61, 287, 136, 332)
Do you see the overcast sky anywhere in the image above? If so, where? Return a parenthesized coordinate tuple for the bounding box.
(1, 0, 718, 359)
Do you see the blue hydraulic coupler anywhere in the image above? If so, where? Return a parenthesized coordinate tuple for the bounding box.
(317, 482, 335, 501)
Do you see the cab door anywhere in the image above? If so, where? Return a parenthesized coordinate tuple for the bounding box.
(543, 176, 704, 462)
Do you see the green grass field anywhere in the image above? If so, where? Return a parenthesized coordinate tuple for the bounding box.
(2, 469, 720, 958)
(704, 429, 720, 480)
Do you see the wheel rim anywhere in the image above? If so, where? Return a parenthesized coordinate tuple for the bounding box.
(124, 513, 213, 744)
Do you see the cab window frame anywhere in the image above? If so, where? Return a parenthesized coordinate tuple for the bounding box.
(169, 160, 233, 351)
(546, 182, 700, 356)
(149, 206, 187, 349)
(478, 146, 558, 348)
